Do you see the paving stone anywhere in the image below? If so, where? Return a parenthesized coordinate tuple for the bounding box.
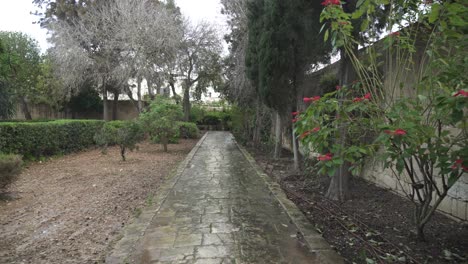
(202, 234, 235, 246)
(174, 233, 203, 247)
(195, 245, 232, 258)
(202, 213, 230, 223)
(117, 132, 340, 263)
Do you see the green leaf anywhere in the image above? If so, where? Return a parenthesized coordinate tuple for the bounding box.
(356, 0, 365, 8)
(324, 29, 329, 42)
(360, 19, 369, 32)
(448, 173, 459, 187)
(428, 3, 441, 24)
(396, 159, 405, 174)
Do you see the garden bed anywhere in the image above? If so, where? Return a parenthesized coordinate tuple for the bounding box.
(246, 146, 468, 264)
(0, 139, 199, 264)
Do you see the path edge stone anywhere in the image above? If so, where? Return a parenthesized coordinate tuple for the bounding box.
(234, 139, 345, 264)
(105, 132, 209, 264)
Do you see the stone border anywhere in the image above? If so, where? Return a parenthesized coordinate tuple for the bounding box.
(106, 132, 209, 264)
(235, 140, 345, 264)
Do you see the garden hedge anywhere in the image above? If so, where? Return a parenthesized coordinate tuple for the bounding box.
(0, 153, 22, 189)
(0, 120, 104, 158)
(177, 122, 200, 139)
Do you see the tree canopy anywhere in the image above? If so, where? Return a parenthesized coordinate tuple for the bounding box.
(246, 0, 331, 112)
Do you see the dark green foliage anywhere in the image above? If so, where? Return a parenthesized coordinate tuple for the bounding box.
(320, 73, 340, 94)
(139, 98, 183, 152)
(199, 111, 233, 130)
(177, 122, 200, 139)
(0, 80, 14, 119)
(190, 104, 206, 124)
(68, 87, 103, 113)
(151, 131, 180, 144)
(230, 105, 272, 148)
(0, 120, 104, 159)
(94, 121, 144, 161)
(246, 0, 331, 111)
(0, 153, 22, 190)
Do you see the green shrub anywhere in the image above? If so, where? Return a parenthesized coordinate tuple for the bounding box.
(0, 120, 104, 159)
(177, 122, 200, 139)
(140, 98, 183, 152)
(151, 130, 180, 144)
(319, 73, 339, 94)
(190, 104, 206, 124)
(94, 121, 144, 161)
(199, 111, 233, 130)
(202, 112, 222, 126)
(0, 154, 22, 190)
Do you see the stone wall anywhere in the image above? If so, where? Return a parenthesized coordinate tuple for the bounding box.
(9, 100, 140, 121)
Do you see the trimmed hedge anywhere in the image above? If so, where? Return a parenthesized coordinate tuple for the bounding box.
(177, 122, 200, 139)
(0, 120, 104, 158)
(0, 153, 22, 189)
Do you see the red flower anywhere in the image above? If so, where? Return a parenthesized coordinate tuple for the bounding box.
(453, 90, 468, 97)
(304, 96, 321, 103)
(299, 131, 311, 139)
(363, 93, 371, 100)
(317, 153, 333, 161)
(336, 85, 342, 90)
(292, 118, 299, 123)
(394, 129, 407, 135)
(390, 32, 400, 37)
(384, 129, 407, 136)
(451, 159, 468, 171)
(292, 111, 300, 116)
(321, 0, 340, 6)
(312, 127, 320, 132)
(353, 97, 363, 103)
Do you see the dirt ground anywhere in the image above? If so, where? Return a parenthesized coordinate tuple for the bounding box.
(0, 139, 198, 264)
(247, 146, 468, 264)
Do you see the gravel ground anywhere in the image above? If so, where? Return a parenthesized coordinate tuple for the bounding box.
(0, 139, 198, 264)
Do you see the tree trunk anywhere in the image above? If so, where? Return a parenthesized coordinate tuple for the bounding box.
(170, 82, 178, 98)
(120, 146, 126, 161)
(162, 134, 168, 152)
(147, 78, 155, 100)
(103, 82, 109, 121)
(326, 49, 356, 201)
(183, 85, 191, 122)
(21, 97, 32, 120)
(292, 124, 300, 171)
(273, 111, 282, 159)
(137, 76, 143, 113)
(253, 96, 262, 146)
(112, 91, 120, 120)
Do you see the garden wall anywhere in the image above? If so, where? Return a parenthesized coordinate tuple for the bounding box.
(9, 100, 139, 121)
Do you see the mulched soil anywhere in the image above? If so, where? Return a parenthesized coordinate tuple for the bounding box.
(0, 139, 199, 264)
(247, 146, 468, 264)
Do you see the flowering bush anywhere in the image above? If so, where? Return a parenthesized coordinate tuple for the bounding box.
(295, 84, 381, 177)
(316, 0, 468, 241)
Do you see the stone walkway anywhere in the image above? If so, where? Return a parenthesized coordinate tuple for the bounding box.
(107, 132, 342, 264)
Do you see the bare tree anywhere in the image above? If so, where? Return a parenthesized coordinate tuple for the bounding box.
(48, 0, 182, 119)
(177, 20, 223, 121)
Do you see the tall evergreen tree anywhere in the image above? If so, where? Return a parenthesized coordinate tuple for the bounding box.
(246, 0, 331, 160)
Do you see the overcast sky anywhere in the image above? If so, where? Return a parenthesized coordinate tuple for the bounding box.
(0, 0, 227, 53)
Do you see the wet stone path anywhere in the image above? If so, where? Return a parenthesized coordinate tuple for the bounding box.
(122, 132, 336, 263)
